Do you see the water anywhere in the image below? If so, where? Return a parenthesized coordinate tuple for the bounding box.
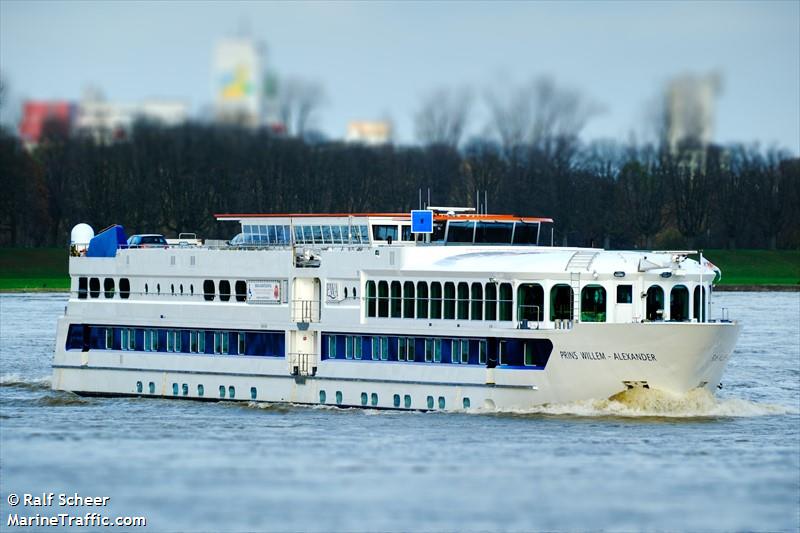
(1, 292, 798, 532)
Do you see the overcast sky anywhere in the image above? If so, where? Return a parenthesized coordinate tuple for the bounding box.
(1, 1, 798, 152)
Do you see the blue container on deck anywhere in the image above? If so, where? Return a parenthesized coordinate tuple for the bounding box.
(86, 225, 127, 258)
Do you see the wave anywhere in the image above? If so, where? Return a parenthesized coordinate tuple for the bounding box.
(0, 373, 52, 391)
(489, 387, 794, 419)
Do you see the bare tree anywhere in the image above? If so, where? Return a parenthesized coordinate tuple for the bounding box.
(277, 77, 326, 137)
(486, 75, 601, 158)
(414, 86, 473, 148)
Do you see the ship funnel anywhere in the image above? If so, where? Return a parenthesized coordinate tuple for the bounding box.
(70, 223, 94, 256)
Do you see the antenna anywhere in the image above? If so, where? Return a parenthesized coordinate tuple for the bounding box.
(418, 188, 422, 210)
(484, 191, 488, 214)
(427, 188, 431, 209)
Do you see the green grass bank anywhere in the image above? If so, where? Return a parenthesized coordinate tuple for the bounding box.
(0, 247, 797, 292)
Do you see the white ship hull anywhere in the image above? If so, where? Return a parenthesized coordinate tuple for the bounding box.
(52, 319, 740, 411)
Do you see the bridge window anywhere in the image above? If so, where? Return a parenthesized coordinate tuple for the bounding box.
(581, 285, 606, 322)
(485, 283, 497, 320)
(517, 283, 544, 322)
(646, 286, 664, 321)
(444, 282, 456, 319)
(103, 278, 115, 298)
(203, 280, 215, 301)
(694, 286, 707, 322)
(512, 222, 539, 245)
(378, 281, 389, 317)
(219, 280, 231, 302)
(366, 281, 377, 317)
(430, 282, 443, 319)
(416, 282, 429, 318)
(616, 285, 633, 303)
(550, 284, 573, 320)
(457, 282, 469, 319)
(235, 281, 247, 302)
(471, 283, 483, 320)
(390, 281, 402, 318)
(447, 221, 474, 243)
(475, 222, 513, 244)
(78, 277, 88, 299)
(499, 283, 513, 321)
(670, 285, 690, 321)
(372, 225, 398, 241)
(89, 277, 100, 298)
(403, 281, 415, 318)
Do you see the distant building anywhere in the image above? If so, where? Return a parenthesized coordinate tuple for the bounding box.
(75, 89, 187, 143)
(346, 120, 392, 145)
(664, 73, 721, 152)
(213, 38, 261, 127)
(18, 101, 75, 145)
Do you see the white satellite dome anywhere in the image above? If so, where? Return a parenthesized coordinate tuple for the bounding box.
(70, 223, 94, 245)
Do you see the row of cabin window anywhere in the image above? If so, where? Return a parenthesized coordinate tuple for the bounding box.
(137, 381, 251, 400)
(242, 224, 371, 246)
(365, 281, 515, 321)
(66, 325, 285, 356)
(365, 280, 708, 323)
(202, 279, 249, 302)
(323, 334, 550, 367)
(77, 277, 131, 299)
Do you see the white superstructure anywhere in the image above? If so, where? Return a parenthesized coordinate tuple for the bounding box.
(52, 210, 740, 411)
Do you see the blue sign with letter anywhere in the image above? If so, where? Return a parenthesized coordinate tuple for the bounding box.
(411, 210, 433, 234)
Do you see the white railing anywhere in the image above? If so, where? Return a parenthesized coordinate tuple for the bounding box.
(291, 299, 320, 323)
(288, 353, 316, 377)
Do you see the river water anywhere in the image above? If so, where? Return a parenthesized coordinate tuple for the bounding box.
(1, 292, 798, 532)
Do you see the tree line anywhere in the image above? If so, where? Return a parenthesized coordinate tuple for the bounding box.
(0, 121, 797, 250)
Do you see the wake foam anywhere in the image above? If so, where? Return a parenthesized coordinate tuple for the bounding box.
(0, 373, 52, 391)
(492, 387, 793, 418)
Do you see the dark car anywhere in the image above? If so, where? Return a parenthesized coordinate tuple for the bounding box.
(127, 234, 168, 248)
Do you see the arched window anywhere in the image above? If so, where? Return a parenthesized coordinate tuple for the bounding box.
(499, 283, 513, 321)
(378, 281, 389, 317)
(390, 281, 402, 318)
(646, 285, 664, 321)
(235, 281, 246, 302)
(344, 287, 349, 299)
(517, 283, 544, 322)
(403, 281, 415, 318)
(366, 281, 376, 317)
(430, 282, 442, 319)
(550, 284, 573, 321)
(693, 285, 706, 322)
(444, 282, 456, 319)
(219, 280, 231, 302)
(203, 280, 215, 301)
(457, 282, 469, 319)
(471, 283, 483, 320)
(580, 285, 606, 322)
(670, 285, 690, 321)
(484, 283, 497, 320)
(416, 281, 429, 319)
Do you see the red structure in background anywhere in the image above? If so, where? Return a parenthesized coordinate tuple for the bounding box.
(18, 101, 75, 144)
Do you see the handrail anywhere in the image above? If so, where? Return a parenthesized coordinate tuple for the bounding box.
(291, 299, 320, 323)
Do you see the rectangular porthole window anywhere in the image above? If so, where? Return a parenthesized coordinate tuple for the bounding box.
(251, 387, 257, 400)
(427, 396, 434, 409)
(197, 384, 204, 397)
(404, 395, 411, 408)
(328, 336, 337, 359)
(438, 396, 445, 409)
(219, 385, 225, 398)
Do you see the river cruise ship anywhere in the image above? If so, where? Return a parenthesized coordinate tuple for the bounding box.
(52, 209, 740, 411)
